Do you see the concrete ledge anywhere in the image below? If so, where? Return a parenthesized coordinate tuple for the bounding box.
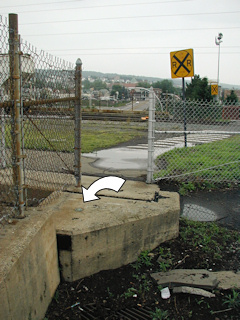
(54, 189, 180, 282)
(68, 176, 159, 200)
(0, 207, 60, 320)
(0, 177, 180, 319)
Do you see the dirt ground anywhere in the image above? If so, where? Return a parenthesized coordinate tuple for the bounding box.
(45, 217, 240, 320)
(45, 181, 240, 320)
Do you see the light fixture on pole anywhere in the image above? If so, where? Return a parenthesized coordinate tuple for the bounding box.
(215, 32, 223, 85)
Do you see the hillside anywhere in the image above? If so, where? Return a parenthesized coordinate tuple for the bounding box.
(82, 70, 240, 90)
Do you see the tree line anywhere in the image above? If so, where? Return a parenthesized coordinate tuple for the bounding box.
(82, 76, 238, 102)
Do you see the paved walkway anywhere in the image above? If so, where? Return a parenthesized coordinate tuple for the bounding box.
(127, 132, 231, 153)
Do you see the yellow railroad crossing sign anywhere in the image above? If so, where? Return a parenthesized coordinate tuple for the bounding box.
(211, 84, 218, 95)
(170, 49, 194, 78)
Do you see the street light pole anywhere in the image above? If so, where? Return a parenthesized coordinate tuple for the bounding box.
(215, 32, 223, 86)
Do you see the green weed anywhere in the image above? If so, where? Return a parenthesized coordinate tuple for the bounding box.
(150, 307, 169, 320)
(121, 287, 137, 299)
(131, 250, 153, 270)
(107, 287, 114, 298)
(179, 218, 240, 263)
(179, 182, 196, 196)
(53, 290, 59, 304)
(223, 290, 240, 308)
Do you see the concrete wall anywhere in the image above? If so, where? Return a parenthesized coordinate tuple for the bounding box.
(0, 181, 180, 319)
(0, 210, 60, 320)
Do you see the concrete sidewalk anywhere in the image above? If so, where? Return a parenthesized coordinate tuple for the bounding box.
(81, 155, 147, 181)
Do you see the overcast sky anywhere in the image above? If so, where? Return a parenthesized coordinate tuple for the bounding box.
(1, 0, 240, 86)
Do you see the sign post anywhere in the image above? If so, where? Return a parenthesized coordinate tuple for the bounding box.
(170, 48, 194, 147)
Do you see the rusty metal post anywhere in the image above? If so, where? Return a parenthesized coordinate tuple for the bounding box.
(9, 13, 24, 217)
(74, 58, 82, 187)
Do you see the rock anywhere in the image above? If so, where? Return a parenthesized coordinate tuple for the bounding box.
(213, 271, 240, 290)
(151, 269, 219, 289)
(173, 286, 215, 298)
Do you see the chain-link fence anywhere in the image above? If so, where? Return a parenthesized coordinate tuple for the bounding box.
(147, 92, 240, 186)
(0, 14, 82, 225)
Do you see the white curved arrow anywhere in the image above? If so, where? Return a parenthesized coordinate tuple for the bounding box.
(82, 176, 126, 203)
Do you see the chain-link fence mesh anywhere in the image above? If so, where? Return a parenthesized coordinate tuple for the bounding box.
(152, 96, 240, 185)
(0, 16, 18, 223)
(0, 14, 80, 225)
(20, 40, 76, 203)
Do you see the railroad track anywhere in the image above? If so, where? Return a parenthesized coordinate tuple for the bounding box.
(82, 112, 147, 122)
(27, 108, 148, 122)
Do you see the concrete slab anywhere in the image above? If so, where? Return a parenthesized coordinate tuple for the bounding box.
(214, 271, 240, 290)
(53, 189, 180, 281)
(151, 269, 219, 290)
(67, 175, 161, 201)
(173, 286, 215, 298)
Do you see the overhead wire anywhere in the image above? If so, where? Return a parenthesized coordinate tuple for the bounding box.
(0, 0, 193, 13)
(45, 52, 240, 56)
(24, 26, 240, 37)
(48, 46, 240, 52)
(20, 11, 240, 25)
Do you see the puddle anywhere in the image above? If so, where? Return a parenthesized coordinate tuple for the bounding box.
(83, 147, 148, 170)
(181, 189, 240, 228)
(181, 203, 218, 222)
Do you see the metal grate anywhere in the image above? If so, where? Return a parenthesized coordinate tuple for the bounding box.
(72, 304, 153, 319)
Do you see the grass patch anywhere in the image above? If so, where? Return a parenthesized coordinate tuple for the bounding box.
(81, 129, 143, 153)
(179, 217, 239, 253)
(2, 119, 145, 153)
(154, 135, 240, 185)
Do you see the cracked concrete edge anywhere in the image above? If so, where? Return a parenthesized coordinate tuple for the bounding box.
(65, 175, 162, 201)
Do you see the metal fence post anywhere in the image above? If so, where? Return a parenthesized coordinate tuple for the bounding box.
(147, 87, 155, 184)
(0, 108, 6, 168)
(9, 13, 24, 217)
(74, 58, 82, 187)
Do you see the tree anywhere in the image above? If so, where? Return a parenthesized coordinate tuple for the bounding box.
(136, 82, 151, 89)
(111, 85, 128, 100)
(185, 75, 212, 100)
(82, 79, 107, 91)
(226, 90, 238, 104)
(82, 79, 92, 91)
(152, 79, 176, 94)
(92, 79, 107, 91)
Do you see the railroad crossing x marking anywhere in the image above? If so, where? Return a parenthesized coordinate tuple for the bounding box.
(170, 49, 194, 79)
(172, 52, 190, 75)
(211, 84, 218, 95)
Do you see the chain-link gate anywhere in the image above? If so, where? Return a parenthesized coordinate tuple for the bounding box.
(0, 14, 82, 224)
(147, 89, 240, 186)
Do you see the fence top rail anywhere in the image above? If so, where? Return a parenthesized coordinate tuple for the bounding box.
(155, 130, 240, 135)
(0, 97, 79, 109)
